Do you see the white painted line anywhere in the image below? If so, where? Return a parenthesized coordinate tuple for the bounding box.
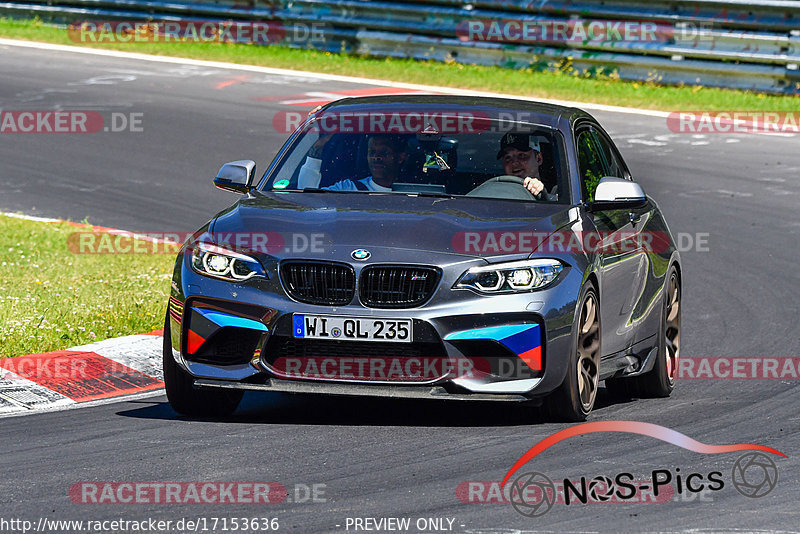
(0, 37, 672, 119)
(1, 212, 183, 246)
(628, 139, 668, 146)
(0, 211, 62, 223)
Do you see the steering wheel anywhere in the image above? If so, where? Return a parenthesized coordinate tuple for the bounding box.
(466, 174, 540, 200)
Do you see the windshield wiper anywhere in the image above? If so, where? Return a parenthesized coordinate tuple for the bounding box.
(272, 188, 338, 193)
(272, 188, 456, 198)
(404, 191, 457, 198)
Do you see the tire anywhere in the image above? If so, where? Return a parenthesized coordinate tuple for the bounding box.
(162, 314, 243, 417)
(606, 266, 680, 399)
(542, 283, 601, 422)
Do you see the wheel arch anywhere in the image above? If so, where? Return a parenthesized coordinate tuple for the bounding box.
(585, 270, 600, 300)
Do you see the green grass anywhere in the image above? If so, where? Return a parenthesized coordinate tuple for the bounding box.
(0, 214, 175, 358)
(1, 17, 798, 112)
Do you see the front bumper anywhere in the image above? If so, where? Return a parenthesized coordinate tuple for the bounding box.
(167, 253, 582, 400)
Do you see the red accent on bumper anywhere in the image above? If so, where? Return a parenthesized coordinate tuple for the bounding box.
(186, 330, 206, 354)
(517, 346, 541, 371)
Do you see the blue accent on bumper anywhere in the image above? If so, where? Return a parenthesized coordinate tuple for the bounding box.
(502, 325, 541, 355)
(444, 324, 534, 342)
(444, 324, 540, 356)
(195, 309, 268, 332)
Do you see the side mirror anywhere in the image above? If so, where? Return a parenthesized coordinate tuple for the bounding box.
(213, 160, 256, 194)
(586, 176, 647, 211)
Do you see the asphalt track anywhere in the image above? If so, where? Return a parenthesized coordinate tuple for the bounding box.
(1, 41, 799, 532)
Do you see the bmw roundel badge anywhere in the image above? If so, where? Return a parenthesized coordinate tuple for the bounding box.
(351, 249, 371, 261)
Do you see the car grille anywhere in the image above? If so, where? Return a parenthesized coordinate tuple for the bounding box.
(359, 266, 440, 308)
(280, 261, 355, 305)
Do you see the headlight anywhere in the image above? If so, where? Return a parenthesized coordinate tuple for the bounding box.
(455, 259, 563, 293)
(190, 242, 266, 282)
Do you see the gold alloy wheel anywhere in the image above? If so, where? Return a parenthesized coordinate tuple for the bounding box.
(577, 292, 601, 411)
(664, 272, 681, 384)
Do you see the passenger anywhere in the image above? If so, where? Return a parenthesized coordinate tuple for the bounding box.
(298, 134, 407, 191)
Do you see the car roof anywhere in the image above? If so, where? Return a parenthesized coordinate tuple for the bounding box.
(317, 94, 595, 131)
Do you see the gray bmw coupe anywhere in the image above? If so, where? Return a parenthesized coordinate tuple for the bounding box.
(163, 95, 681, 421)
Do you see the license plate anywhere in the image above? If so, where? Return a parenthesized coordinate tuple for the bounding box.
(293, 314, 412, 343)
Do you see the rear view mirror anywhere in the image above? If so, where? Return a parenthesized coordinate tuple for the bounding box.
(587, 176, 647, 211)
(213, 160, 256, 194)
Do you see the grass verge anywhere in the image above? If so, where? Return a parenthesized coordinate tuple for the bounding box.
(0, 214, 174, 358)
(1, 17, 798, 112)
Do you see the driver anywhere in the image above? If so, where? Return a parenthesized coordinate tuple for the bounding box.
(498, 133, 556, 201)
(297, 134, 407, 191)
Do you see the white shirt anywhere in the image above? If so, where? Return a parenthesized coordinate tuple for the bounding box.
(297, 157, 391, 192)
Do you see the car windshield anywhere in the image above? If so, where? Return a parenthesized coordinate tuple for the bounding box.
(262, 111, 569, 203)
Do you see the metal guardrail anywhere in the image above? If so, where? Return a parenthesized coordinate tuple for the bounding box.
(1, 0, 799, 94)
(397, 0, 800, 32)
(285, 0, 800, 93)
(285, 0, 800, 63)
(0, 0, 360, 52)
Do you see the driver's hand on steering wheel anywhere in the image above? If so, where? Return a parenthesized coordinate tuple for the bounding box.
(523, 176, 545, 197)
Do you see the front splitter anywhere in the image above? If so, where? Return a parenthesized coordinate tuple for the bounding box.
(193, 377, 532, 402)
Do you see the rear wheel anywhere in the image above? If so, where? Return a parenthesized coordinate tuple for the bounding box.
(163, 314, 243, 417)
(606, 266, 680, 398)
(542, 284, 601, 422)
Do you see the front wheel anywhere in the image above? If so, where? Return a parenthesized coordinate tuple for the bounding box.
(541, 284, 601, 422)
(162, 314, 243, 417)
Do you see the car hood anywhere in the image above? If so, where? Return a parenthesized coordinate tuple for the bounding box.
(208, 191, 574, 263)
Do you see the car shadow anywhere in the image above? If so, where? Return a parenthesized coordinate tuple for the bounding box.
(117, 387, 624, 427)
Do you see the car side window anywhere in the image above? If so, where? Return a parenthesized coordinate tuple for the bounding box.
(576, 129, 608, 202)
(592, 130, 629, 180)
